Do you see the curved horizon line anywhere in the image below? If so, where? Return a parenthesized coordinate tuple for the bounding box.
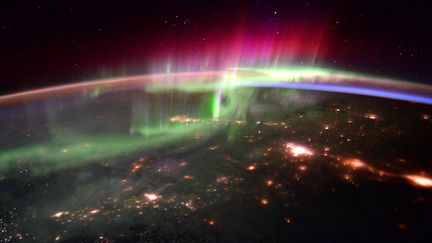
(0, 66, 431, 106)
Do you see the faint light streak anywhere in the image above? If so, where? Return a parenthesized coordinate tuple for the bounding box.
(183, 175, 194, 180)
(343, 158, 366, 169)
(208, 145, 219, 151)
(169, 115, 200, 123)
(404, 174, 432, 188)
(365, 113, 378, 120)
(285, 143, 314, 157)
(131, 164, 142, 172)
(89, 209, 100, 214)
(51, 211, 69, 218)
(246, 165, 256, 171)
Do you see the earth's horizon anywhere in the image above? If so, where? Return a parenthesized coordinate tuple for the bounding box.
(1, 67, 432, 242)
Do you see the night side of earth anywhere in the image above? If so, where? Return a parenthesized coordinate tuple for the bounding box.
(0, 67, 431, 242)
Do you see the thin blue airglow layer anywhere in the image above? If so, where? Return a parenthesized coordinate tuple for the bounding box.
(235, 82, 432, 105)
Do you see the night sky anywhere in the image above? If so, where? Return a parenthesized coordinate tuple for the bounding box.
(2, 2, 432, 242)
(1, 0, 431, 94)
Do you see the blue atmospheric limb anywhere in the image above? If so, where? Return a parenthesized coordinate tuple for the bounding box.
(235, 82, 432, 105)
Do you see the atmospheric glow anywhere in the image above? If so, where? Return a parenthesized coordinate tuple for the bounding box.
(0, 66, 432, 174)
(1, 66, 432, 106)
(236, 81, 432, 105)
(1, 21, 432, 241)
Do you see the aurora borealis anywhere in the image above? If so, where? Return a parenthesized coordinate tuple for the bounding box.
(1, 65, 432, 172)
(1, 1, 432, 242)
(1, 77, 432, 241)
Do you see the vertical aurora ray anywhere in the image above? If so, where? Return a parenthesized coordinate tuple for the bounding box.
(212, 89, 222, 120)
(0, 65, 431, 174)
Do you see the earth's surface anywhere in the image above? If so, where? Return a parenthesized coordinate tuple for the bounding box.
(1, 71, 432, 242)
